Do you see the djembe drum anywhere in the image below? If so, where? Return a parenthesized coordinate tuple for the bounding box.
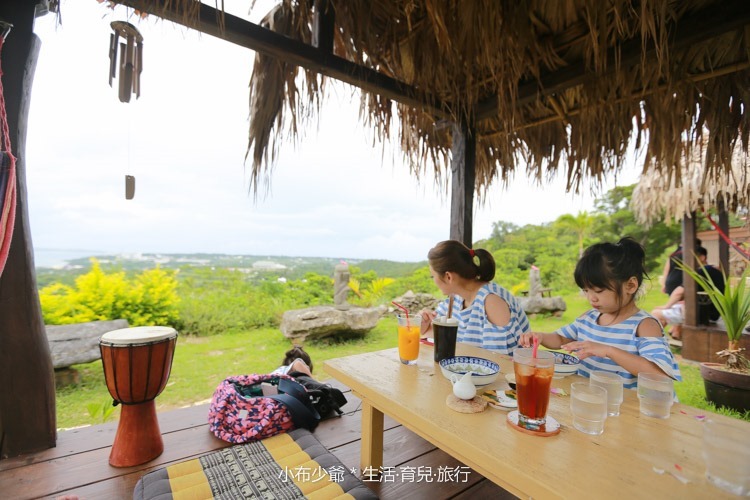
(100, 326, 178, 467)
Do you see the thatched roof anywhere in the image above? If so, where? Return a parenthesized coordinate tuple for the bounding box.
(117, 0, 750, 201)
(632, 140, 750, 225)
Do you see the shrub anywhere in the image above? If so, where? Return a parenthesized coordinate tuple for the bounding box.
(39, 259, 180, 327)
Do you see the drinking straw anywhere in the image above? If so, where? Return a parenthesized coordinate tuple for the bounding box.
(532, 336, 539, 359)
(392, 301, 410, 326)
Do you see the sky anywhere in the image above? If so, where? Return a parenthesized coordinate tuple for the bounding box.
(25, 1, 641, 263)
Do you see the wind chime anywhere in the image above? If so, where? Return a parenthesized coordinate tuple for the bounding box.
(108, 20, 143, 103)
(108, 21, 143, 200)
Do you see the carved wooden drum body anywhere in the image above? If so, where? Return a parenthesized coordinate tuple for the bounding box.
(99, 326, 178, 467)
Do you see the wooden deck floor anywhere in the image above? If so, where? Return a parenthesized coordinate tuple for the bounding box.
(0, 381, 514, 499)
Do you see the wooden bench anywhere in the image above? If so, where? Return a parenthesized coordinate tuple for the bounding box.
(519, 287, 553, 298)
(46, 319, 129, 369)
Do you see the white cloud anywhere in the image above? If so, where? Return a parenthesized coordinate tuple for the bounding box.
(26, 1, 640, 263)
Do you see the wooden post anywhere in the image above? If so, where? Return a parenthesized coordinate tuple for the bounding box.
(717, 200, 730, 273)
(682, 214, 698, 327)
(0, 0, 56, 457)
(450, 121, 476, 247)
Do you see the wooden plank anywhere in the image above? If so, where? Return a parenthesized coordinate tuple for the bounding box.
(0, 426, 230, 499)
(452, 478, 518, 499)
(0, 403, 211, 471)
(117, 0, 448, 118)
(58, 420, 463, 500)
(450, 121, 476, 246)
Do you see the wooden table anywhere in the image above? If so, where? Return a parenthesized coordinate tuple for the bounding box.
(324, 343, 746, 499)
(520, 287, 553, 297)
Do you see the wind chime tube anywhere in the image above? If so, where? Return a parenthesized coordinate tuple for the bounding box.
(118, 42, 130, 103)
(108, 32, 118, 87)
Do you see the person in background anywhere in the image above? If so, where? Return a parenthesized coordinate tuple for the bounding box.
(652, 246, 725, 340)
(272, 345, 313, 376)
(660, 239, 702, 296)
(519, 237, 680, 389)
(419, 240, 530, 354)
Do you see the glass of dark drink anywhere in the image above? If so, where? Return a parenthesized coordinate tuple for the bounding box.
(513, 348, 555, 430)
(433, 317, 459, 363)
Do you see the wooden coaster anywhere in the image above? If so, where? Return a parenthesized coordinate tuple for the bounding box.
(446, 394, 487, 413)
(506, 411, 560, 437)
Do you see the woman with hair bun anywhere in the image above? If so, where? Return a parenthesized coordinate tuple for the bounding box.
(420, 240, 530, 354)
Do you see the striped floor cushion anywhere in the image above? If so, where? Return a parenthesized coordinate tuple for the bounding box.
(134, 429, 378, 499)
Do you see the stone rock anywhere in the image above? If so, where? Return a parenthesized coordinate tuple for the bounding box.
(280, 305, 386, 342)
(517, 296, 567, 315)
(390, 291, 440, 315)
(46, 319, 129, 369)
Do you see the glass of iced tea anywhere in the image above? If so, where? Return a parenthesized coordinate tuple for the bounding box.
(513, 348, 555, 429)
(397, 314, 421, 365)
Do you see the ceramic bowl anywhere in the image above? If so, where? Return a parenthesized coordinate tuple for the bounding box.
(551, 350, 580, 377)
(439, 356, 500, 387)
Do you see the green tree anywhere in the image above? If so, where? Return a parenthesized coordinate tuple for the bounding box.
(555, 211, 597, 258)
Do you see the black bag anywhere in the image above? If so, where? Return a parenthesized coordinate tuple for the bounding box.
(289, 371, 348, 419)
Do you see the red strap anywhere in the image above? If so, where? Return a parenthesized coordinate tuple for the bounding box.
(705, 213, 750, 260)
(0, 37, 18, 278)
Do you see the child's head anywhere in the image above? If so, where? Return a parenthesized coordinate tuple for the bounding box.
(428, 240, 495, 283)
(282, 345, 313, 373)
(574, 237, 647, 309)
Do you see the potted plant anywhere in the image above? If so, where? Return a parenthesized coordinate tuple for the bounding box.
(676, 259, 750, 412)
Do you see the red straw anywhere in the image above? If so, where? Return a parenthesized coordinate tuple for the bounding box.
(532, 336, 540, 359)
(392, 301, 409, 325)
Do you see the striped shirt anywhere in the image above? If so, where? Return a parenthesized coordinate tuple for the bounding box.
(435, 282, 530, 354)
(556, 309, 682, 389)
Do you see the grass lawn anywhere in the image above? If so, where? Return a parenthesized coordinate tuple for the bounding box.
(57, 285, 749, 429)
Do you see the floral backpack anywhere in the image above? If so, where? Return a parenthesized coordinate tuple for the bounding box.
(208, 373, 320, 444)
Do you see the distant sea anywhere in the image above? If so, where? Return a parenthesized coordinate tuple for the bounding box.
(34, 248, 110, 269)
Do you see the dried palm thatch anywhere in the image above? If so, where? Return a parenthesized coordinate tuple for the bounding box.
(632, 139, 750, 225)
(114, 0, 750, 202)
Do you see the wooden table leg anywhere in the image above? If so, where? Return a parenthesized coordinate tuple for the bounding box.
(360, 401, 384, 474)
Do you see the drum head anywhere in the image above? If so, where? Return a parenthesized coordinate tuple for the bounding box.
(101, 326, 178, 345)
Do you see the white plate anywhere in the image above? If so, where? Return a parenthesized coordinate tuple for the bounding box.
(482, 389, 517, 410)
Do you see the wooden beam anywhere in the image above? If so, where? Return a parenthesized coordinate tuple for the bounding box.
(117, 0, 449, 119)
(450, 122, 476, 246)
(476, 0, 750, 121)
(682, 215, 698, 327)
(0, 0, 57, 457)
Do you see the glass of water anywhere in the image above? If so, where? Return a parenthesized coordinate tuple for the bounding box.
(589, 371, 624, 416)
(637, 372, 674, 419)
(570, 382, 607, 435)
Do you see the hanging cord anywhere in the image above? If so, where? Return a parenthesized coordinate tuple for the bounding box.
(704, 212, 750, 261)
(0, 36, 18, 278)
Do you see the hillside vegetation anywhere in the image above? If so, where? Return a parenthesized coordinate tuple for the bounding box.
(40, 185, 750, 427)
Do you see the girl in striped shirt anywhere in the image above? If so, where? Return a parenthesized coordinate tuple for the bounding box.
(420, 240, 530, 354)
(519, 237, 680, 389)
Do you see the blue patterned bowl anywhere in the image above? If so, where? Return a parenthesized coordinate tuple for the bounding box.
(439, 356, 500, 387)
(550, 350, 580, 376)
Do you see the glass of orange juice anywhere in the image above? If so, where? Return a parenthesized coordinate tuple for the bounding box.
(396, 314, 421, 365)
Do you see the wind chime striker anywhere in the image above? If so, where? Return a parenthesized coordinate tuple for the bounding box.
(109, 21, 143, 103)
